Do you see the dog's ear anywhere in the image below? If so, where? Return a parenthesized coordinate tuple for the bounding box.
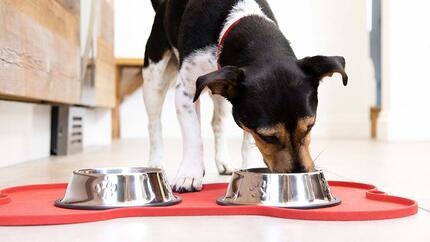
(297, 55, 348, 86)
(193, 66, 244, 103)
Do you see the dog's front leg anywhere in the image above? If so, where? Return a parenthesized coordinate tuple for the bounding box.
(241, 131, 264, 169)
(172, 72, 205, 192)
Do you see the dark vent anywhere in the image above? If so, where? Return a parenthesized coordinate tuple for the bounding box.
(51, 106, 84, 155)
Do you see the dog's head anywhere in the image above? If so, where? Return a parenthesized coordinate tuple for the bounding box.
(193, 55, 347, 173)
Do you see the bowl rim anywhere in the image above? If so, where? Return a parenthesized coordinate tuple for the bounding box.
(235, 167, 323, 176)
(72, 167, 164, 177)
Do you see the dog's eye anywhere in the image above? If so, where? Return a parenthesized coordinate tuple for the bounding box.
(260, 135, 280, 145)
(304, 123, 315, 135)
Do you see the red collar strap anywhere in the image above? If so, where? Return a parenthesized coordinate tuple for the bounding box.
(217, 18, 242, 69)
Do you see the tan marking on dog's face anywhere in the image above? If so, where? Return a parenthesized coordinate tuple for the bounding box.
(253, 124, 293, 172)
(240, 116, 316, 173)
(294, 117, 316, 172)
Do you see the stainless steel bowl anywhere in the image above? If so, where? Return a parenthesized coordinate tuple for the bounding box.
(217, 168, 340, 208)
(55, 167, 181, 209)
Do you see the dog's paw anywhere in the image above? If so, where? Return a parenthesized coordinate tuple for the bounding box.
(216, 161, 234, 175)
(172, 158, 204, 192)
(171, 175, 203, 193)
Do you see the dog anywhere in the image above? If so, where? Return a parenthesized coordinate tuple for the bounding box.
(143, 0, 348, 192)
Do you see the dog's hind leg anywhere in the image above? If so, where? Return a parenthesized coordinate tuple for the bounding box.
(211, 94, 234, 175)
(143, 51, 178, 169)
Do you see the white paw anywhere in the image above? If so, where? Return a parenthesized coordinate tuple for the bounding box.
(171, 161, 204, 192)
(216, 161, 234, 175)
(171, 174, 203, 193)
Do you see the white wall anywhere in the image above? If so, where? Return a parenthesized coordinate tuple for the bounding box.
(271, 0, 374, 138)
(114, 0, 153, 58)
(117, 0, 374, 139)
(0, 101, 51, 167)
(0, 100, 112, 167)
(379, 0, 430, 142)
(83, 108, 112, 147)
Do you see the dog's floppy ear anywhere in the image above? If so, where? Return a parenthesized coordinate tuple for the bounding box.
(297, 56, 348, 86)
(193, 66, 244, 102)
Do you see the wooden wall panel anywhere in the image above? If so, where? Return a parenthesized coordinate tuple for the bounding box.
(0, 1, 81, 104)
(3, 0, 80, 45)
(94, 0, 115, 107)
(95, 40, 115, 107)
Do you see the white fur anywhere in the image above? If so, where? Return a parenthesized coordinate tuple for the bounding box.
(241, 131, 264, 169)
(218, 0, 274, 43)
(211, 94, 234, 174)
(144, 1, 274, 192)
(144, 46, 235, 192)
(142, 51, 178, 169)
(171, 46, 219, 191)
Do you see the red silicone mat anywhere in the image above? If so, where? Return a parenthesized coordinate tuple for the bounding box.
(0, 181, 417, 226)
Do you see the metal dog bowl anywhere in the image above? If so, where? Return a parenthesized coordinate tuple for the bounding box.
(217, 168, 340, 209)
(55, 167, 181, 209)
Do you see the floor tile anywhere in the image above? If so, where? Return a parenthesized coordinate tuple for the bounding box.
(1, 138, 429, 242)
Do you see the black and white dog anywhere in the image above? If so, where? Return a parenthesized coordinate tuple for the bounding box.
(143, 0, 348, 192)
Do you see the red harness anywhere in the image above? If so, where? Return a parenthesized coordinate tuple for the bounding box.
(217, 19, 242, 69)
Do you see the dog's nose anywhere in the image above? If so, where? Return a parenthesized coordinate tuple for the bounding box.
(291, 164, 307, 173)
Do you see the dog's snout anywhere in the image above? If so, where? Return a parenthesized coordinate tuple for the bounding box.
(290, 164, 308, 173)
(264, 160, 313, 173)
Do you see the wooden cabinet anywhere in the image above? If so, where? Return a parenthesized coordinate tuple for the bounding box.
(0, 0, 115, 107)
(0, 0, 81, 104)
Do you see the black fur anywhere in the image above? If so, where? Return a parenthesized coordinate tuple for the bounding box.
(144, 0, 348, 173)
(150, 0, 163, 11)
(144, 0, 276, 66)
(143, 2, 170, 67)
